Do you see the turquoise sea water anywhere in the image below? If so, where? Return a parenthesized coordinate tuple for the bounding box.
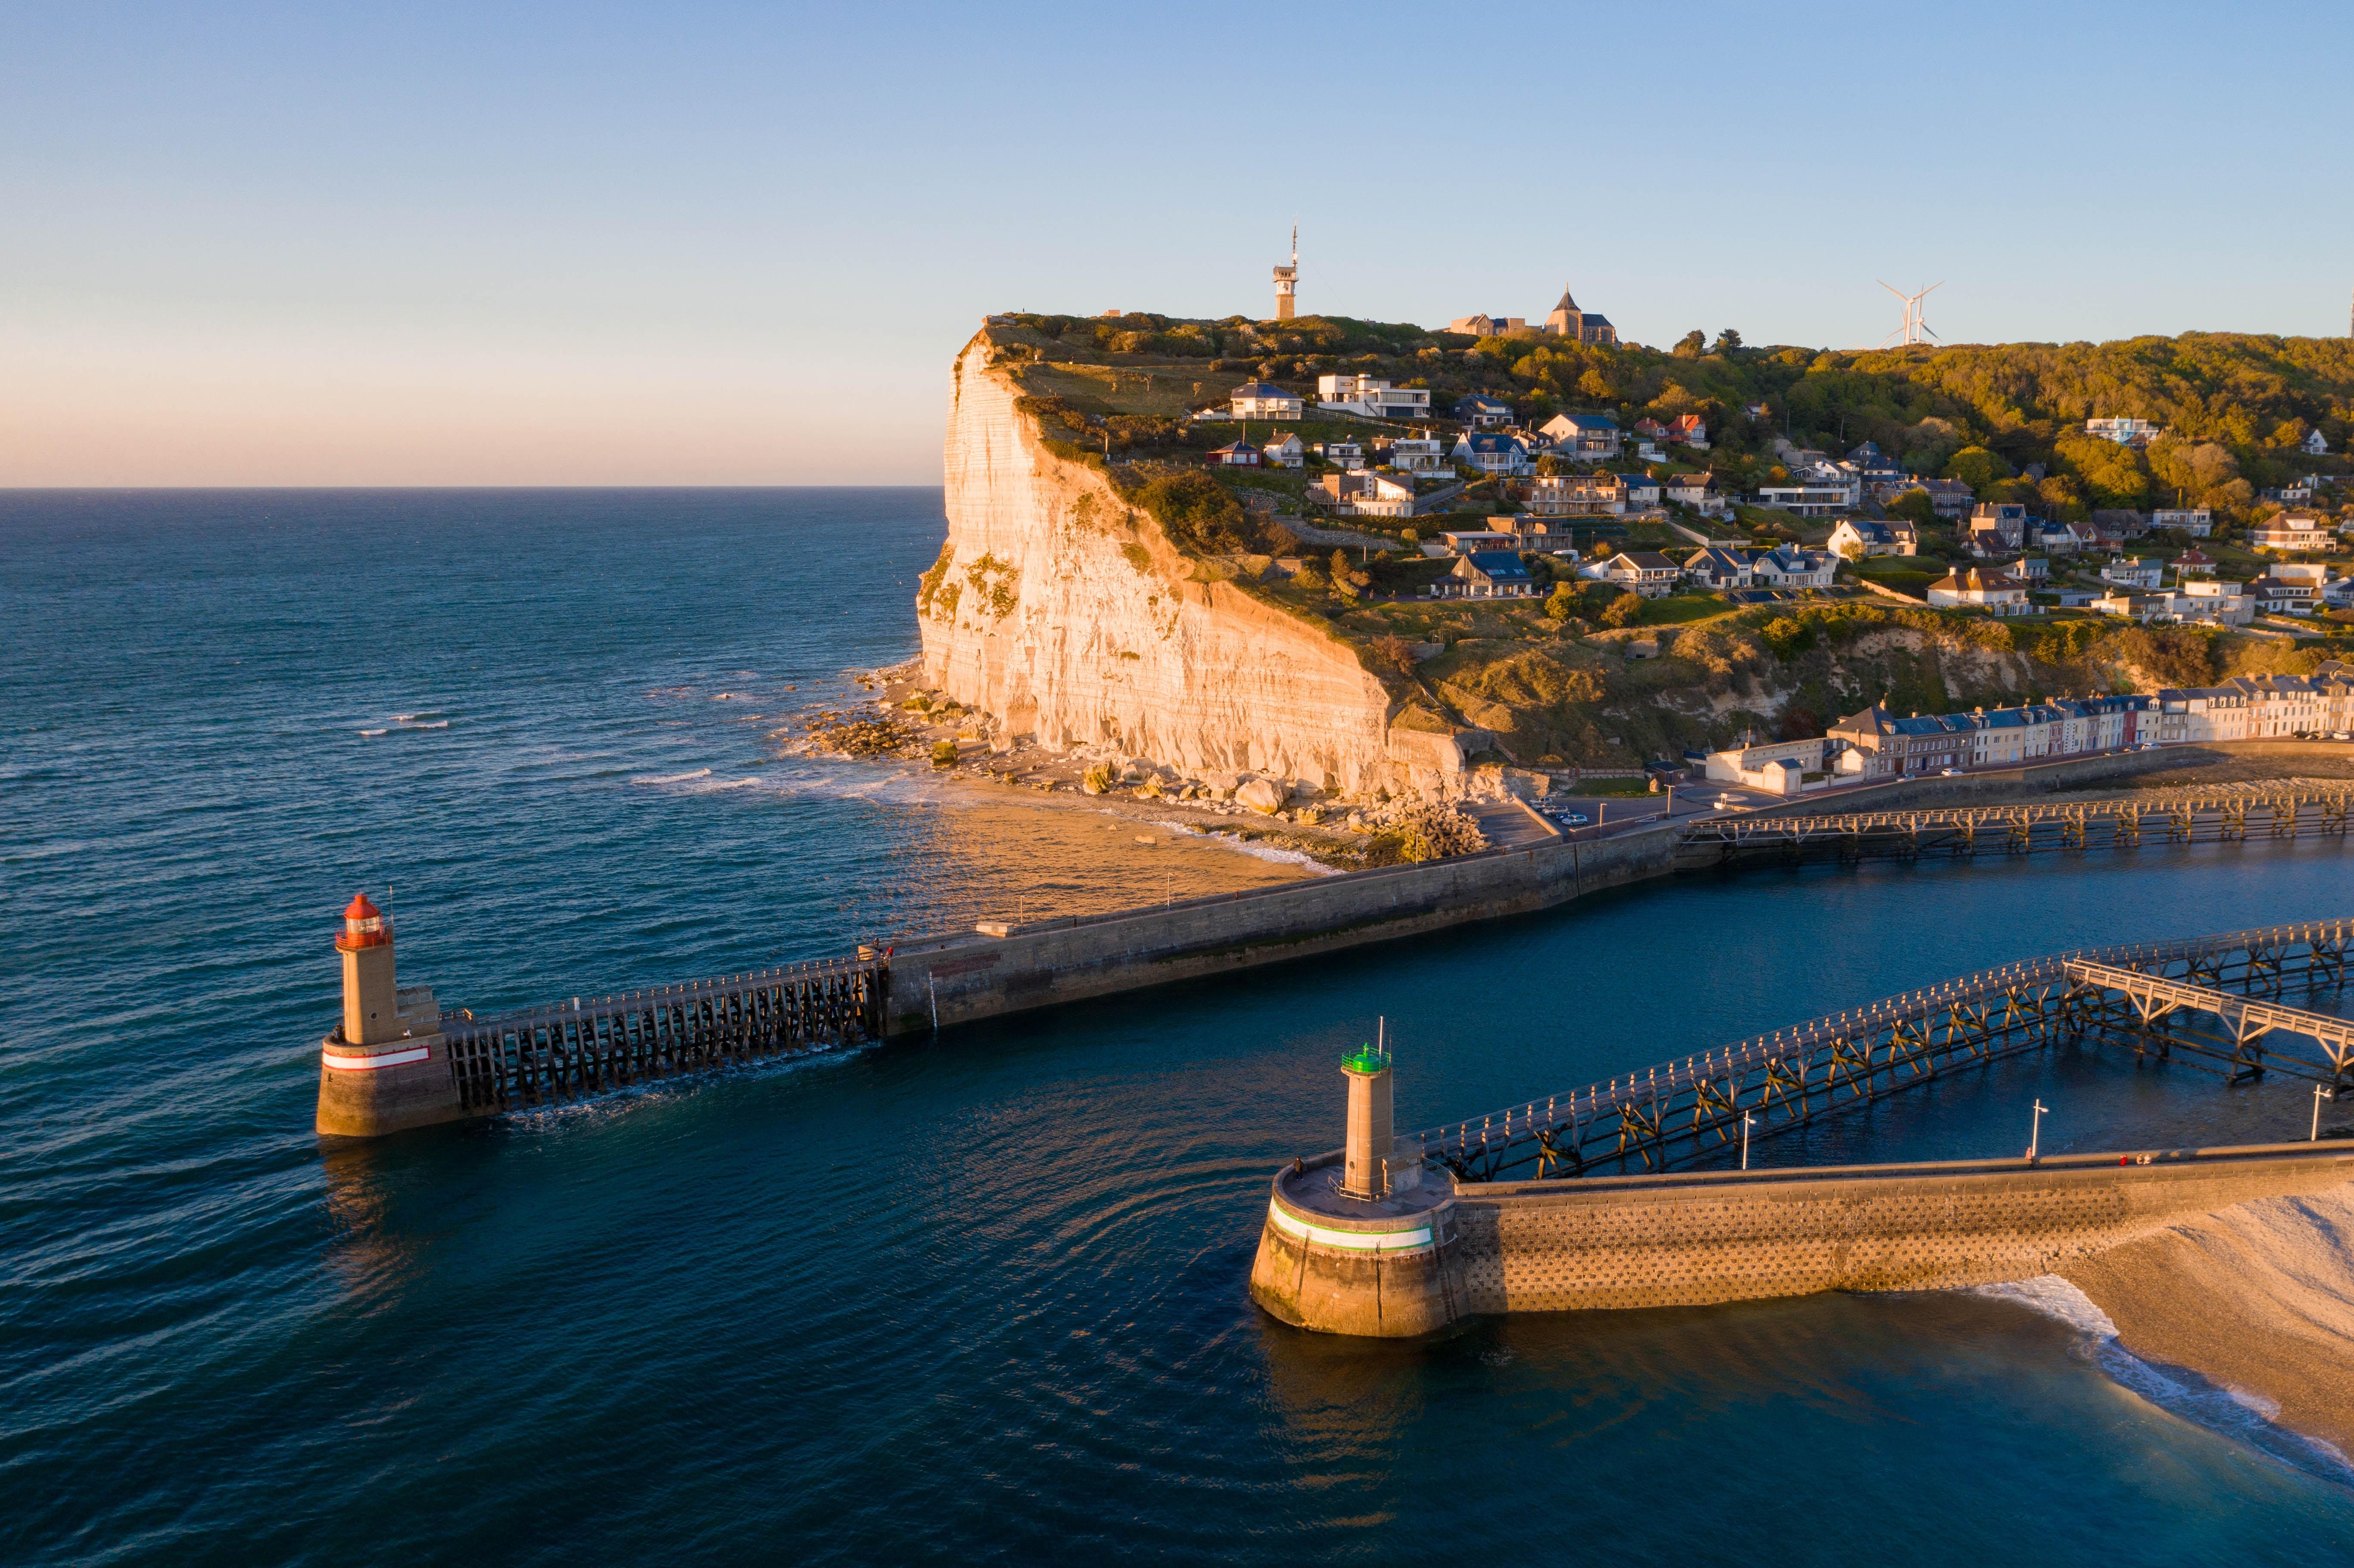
(4, 489, 2352, 1565)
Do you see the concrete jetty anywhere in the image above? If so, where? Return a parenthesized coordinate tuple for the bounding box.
(313, 741, 2351, 1139)
(1249, 919, 2354, 1337)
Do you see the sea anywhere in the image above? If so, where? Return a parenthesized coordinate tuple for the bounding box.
(4, 488, 2352, 1565)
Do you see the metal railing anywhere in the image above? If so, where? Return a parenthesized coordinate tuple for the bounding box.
(1412, 919, 2354, 1184)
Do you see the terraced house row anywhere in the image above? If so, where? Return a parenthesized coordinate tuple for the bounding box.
(1706, 668, 2354, 793)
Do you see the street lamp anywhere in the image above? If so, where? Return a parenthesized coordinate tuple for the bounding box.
(2027, 1099, 2049, 1162)
(1741, 1111, 1757, 1171)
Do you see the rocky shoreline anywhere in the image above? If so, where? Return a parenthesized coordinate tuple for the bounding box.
(780, 663, 1493, 872)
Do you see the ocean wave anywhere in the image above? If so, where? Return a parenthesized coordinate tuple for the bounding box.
(632, 768, 713, 785)
(1970, 1275, 2353, 1481)
(1162, 821, 1337, 874)
(401, 719, 450, 730)
(392, 711, 444, 722)
(358, 728, 388, 738)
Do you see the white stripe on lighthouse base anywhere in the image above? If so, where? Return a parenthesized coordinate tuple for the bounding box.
(1267, 1200, 1434, 1254)
(322, 1045, 431, 1072)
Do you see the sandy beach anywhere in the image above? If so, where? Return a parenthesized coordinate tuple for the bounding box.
(2063, 1181, 2354, 1459)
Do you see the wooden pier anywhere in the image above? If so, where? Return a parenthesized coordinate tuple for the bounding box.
(440, 958, 887, 1115)
(1676, 788, 2353, 866)
(1412, 918, 2354, 1184)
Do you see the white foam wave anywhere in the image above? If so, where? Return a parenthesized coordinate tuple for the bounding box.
(1969, 1274, 2353, 1480)
(392, 711, 443, 722)
(1171, 823, 1338, 874)
(632, 769, 713, 785)
(402, 719, 450, 729)
(358, 728, 388, 738)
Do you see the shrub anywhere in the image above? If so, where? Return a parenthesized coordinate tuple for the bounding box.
(1135, 470, 1249, 554)
(931, 741, 958, 768)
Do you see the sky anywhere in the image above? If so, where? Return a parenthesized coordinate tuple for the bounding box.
(4, 1, 2351, 487)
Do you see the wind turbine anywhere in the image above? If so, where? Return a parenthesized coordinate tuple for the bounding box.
(1878, 280, 1943, 348)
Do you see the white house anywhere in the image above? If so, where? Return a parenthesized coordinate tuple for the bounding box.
(1207, 439, 1261, 467)
(1316, 375, 1431, 419)
(1539, 413, 1622, 459)
(1827, 518, 1915, 558)
(1703, 736, 1825, 796)
(1665, 473, 1728, 516)
(1668, 414, 1709, 449)
(2248, 511, 2331, 551)
(1622, 473, 1663, 509)
(1585, 551, 1682, 597)
(1752, 548, 1837, 589)
(1926, 566, 2032, 614)
(1754, 479, 1859, 517)
(1382, 435, 1447, 473)
(1313, 470, 1417, 518)
(2100, 556, 2164, 590)
(1261, 432, 1305, 469)
(1314, 439, 1364, 469)
(1228, 381, 1303, 420)
(2151, 508, 2212, 535)
(1450, 432, 1535, 476)
(2086, 416, 2163, 445)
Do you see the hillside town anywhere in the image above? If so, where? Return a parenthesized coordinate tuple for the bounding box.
(1180, 310, 2354, 628)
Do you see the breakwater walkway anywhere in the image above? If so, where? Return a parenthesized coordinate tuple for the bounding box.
(1678, 787, 2351, 865)
(316, 744, 2353, 1138)
(1249, 919, 2354, 1336)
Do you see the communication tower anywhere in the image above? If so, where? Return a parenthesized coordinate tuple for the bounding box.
(1274, 225, 1298, 320)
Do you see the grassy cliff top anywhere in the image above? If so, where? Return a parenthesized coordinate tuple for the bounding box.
(971, 317, 2354, 770)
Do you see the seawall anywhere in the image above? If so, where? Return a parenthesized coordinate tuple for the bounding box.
(1249, 1142, 2354, 1337)
(881, 741, 2347, 1036)
(884, 823, 1677, 1034)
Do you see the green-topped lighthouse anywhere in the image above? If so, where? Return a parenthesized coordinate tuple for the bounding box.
(1339, 1040, 1394, 1199)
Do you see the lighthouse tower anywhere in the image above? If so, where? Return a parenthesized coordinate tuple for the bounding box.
(317, 892, 464, 1137)
(337, 893, 399, 1045)
(1273, 225, 1298, 321)
(1339, 1039, 1394, 1198)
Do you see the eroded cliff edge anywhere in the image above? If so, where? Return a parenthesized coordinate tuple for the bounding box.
(921, 333, 1462, 798)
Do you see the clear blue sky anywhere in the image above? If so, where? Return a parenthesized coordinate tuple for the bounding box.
(4, 1, 2348, 485)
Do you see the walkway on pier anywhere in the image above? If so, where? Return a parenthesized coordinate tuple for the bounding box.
(1415, 918, 2354, 1185)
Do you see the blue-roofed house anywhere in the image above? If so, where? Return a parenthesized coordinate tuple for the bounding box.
(1453, 394, 1514, 429)
(1438, 551, 1535, 598)
(1683, 548, 1753, 590)
(1538, 412, 1622, 460)
(1228, 381, 1303, 419)
(1450, 432, 1535, 476)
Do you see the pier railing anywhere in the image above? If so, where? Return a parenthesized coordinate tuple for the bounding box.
(1413, 918, 2354, 1184)
(440, 955, 886, 1113)
(1677, 788, 2353, 863)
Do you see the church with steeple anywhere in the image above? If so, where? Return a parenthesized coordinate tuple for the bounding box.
(1543, 285, 1616, 346)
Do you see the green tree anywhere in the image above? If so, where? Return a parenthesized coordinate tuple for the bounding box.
(1600, 591, 1644, 628)
(1673, 330, 1707, 358)
(1135, 471, 1248, 554)
(1886, 487, 1937, 526)
(1713, 329, 1743, 352)
(1544, 582, 1581, 621)
(1944, 446, 2014, 488)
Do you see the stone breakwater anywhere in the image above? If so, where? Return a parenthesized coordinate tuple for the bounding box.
(920, 333, 1466, 799)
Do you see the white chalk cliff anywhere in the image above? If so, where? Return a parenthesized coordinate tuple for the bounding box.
(921, 334, 1464, 796)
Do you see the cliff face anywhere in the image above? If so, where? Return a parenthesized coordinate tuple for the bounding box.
(922, 335, 1459, 796)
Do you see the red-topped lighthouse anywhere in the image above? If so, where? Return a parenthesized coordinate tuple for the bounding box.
(336, 892, 399, 1046)
(318, 892, 463, 1137)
